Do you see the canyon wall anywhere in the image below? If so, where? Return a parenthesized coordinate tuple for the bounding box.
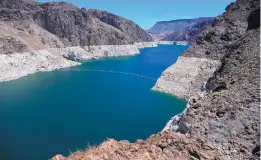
(1, 0, 259, 159)
(0, 0, 157, 82)
(153, 0, 260, 159)
(0, 0, 153, 46)
(52, 0, 260, 159)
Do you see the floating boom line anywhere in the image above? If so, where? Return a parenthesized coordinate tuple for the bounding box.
(62, 69, 157, 81)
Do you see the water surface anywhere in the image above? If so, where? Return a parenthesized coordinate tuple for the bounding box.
(0, 44, 187, 160)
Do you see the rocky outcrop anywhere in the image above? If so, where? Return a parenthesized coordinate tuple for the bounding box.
(88, 9, 153, 43)
(161, 18, 214, 42)
(51, 132, 222, 160)
(52, 42, 158, 61)
(0, 21, 65, 54)
(148, 33, 167, 41)
(152, 56, 221, 99)
(0, 50, 80, 82)
(153, 0, 260, 159)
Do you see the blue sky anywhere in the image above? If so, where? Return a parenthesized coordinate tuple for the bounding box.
(38, 0, 235, 29)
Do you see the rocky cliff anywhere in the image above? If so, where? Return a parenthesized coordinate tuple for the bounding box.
(0, 0, 152, 46)
(153, 0, 260, 159)
(53, 0, 260, 159)
(161, 18, 214, 42)
(0, 0, 155, 82)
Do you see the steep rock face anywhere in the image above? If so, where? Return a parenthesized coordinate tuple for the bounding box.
(88, 9, 153, 42)
(153, 0, 260, 159)
(0, 0, 155, 82)
(154, 0, 259, 97)
(0, 20, 157, 82)
(0, 0, 152, 46)
(153, 56, 220, 99)
(161, 18, 214, 41)
(0, 21, 64, 54)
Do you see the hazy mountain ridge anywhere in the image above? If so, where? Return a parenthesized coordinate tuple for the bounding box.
(161, 18, 214, 41)
(148, 17, 214, 41)
(148, 17, 214, 34)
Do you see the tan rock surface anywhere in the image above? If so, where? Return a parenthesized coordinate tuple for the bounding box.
(51, 132, 223, 160)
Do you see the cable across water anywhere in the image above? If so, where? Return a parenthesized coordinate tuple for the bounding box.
(62, 69, 157, 81)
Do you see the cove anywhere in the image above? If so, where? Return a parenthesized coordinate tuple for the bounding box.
(0, 44, 188, 160)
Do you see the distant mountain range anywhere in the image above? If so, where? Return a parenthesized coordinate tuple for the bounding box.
(148, 17, 214, 34)
(148, 17, 215, 41)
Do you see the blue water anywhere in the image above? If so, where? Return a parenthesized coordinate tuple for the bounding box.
(0, 45, 188, 160)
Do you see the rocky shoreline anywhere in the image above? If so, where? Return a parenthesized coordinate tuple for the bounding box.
(153, 0, 260, 159)
(0, 0, 259, 159)
(51, 0, 259, 159)
(153, 55, 221, 134)
(152, 56, 221, 100)
(0, 42, 158, 82)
